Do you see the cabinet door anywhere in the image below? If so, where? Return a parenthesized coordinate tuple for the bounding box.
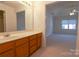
(30, 45, 37, 55)
(37, 33, 42, 48)
(16, 43, 29, 57)
(38, 37, 42, 48)
(29, 35, 37, 55)
(0, 41, 15, 54)
(15, 37, 28, 47)
(0, 49, 15, 57)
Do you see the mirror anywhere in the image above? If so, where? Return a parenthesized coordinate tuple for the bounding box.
(16, 11, 25, 31)
(0, 1, 33, 33)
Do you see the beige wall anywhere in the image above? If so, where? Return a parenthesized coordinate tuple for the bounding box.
(33, 2, 46, 47)
(46, 10, 53, 37)
(33, 2, 45, 31)
(76, 13, 79, 54)
(0, 3, 17, 32)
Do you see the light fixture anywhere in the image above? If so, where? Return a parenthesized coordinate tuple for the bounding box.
(69, 9, 76, 16)
(69, 12, 74, 16)
(18, 1, 32, 6)
(22, 1, 32, 6)
(73, 9, 76, 12)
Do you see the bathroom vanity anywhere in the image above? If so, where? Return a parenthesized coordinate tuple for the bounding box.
(0, 32, 42, 57)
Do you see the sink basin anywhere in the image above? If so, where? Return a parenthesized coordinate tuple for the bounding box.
(0, 32, 32, 40)
(0, 34, 18, 40)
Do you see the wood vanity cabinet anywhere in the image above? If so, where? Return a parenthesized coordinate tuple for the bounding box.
(0, 49, 15, 57)
(29, 33, 42, 55)
(0, 32, 42, 57)
(37, 33, 42, 48)
(15, 37, 29, 57)
(0, 41, 15, 57)
(29, 35, 37, 55)
(15, 43, 29, 57)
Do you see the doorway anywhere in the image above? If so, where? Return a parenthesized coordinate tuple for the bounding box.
(45, 1, 78, 56)
(0, 10, 5, 32)
(31, 1, 78, 57)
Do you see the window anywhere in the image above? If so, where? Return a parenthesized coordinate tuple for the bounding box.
(61, 20, 76, 29)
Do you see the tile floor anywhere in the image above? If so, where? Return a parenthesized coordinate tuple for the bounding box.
(31, 34, 77, 57)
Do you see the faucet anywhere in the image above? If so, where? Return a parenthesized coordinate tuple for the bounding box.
(4, 34, 10, 37)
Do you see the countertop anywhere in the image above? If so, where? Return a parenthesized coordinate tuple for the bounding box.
(0, 31, 42, 44)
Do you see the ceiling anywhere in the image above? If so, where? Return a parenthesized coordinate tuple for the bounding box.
(0, 1, 78, 16)
(1, 1, 75, 16)
(45, 1, 56, 4)
(0, 1, 25, 9)
(46, 1, 79, 16)
(0, 1, 56, 9)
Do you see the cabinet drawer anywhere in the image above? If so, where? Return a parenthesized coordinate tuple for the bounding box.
(15, 37, 28, 46)
(0, 41, 15, 54)
(0, 49, 15, 57)
(38, 38, 42, 48)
